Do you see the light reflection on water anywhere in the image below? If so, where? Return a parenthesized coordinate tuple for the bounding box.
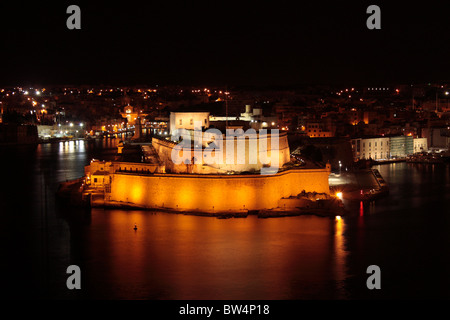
(77, 211, 347, 300)
(1, 140, 449, 299)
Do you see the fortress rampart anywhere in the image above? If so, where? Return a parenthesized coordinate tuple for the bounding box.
(107, 166, 331, 213)
(151, 131, 291, 174)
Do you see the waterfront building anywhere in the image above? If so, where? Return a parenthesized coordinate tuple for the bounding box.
(389, 135, 414, 158)
(413, 137, 428, 153)
(351, 136, 390, 161)
(37, 123, 85, 139)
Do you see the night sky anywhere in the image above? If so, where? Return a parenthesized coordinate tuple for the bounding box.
(0, 1, 449, 87)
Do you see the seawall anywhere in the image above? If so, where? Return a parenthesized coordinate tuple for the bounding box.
(107, 167, 331, 213)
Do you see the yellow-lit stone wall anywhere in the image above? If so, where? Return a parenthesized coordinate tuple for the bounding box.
(108, 167, 331, 212)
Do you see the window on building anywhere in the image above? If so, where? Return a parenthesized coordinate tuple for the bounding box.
(204, 119, 207, 124)
(94, 178, 98, 183)
(190, 119, 193, 125)
(179, 119, 182, 125)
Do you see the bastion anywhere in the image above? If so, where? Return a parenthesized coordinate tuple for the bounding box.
(75, 131, 337, 216)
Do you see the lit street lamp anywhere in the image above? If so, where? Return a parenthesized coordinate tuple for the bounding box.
(446, 91, 449, 109)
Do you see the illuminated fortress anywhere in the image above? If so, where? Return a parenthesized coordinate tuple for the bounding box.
(81, 112, 336, 216)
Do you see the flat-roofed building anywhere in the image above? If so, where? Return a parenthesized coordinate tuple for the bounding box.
(305, 122, 333, 138)
(351, 136, 390, 161)
(169, 111, 210, 134)
(389, 135, 414, 158)
(413, 137, 428, 153)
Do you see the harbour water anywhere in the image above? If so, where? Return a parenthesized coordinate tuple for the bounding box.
(1, 139, 449, 299)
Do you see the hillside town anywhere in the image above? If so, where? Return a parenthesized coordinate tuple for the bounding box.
(1, 83, 449, 170)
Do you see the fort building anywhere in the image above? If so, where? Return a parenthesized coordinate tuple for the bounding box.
(82, 110, 334, 214)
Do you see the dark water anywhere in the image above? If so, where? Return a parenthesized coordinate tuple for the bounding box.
(1, 140, 449, 299)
